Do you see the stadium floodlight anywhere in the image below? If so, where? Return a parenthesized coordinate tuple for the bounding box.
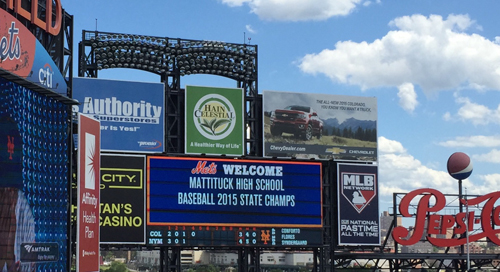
(86, 32, 256, 81)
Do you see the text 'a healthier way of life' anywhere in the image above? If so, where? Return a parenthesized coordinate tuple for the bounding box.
(177, 161, 296, 207)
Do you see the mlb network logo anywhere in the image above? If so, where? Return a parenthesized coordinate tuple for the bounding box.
(341, 173, 377, 213)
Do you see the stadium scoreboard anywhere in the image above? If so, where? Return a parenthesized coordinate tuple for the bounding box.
(147, 226, 323, 247)
(146, 157, 323, 247)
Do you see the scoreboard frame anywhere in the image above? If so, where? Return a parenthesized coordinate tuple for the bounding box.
(146, 156, 323, 247)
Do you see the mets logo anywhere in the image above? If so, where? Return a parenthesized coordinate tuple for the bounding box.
(341, 172, 376, 213)
(7, 135, 15, 160)
(192, 94, 236, 140)
(260, 230, 271, 245)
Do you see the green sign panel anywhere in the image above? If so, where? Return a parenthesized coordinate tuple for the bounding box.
(185, 85, 244, 155)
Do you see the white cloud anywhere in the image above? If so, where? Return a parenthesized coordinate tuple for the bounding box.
(397, 82, 418, 113)
(379, 136, 406, 154)
(444, 96, 500, 125)
(473, 149, 500, 163)
(362, 0, 379, 7)
(245, 24, 256, 34)
(438, 135, 500, 148)
(299, 14, 500, 94)
(376, 137, 498, 211)
(221, 0, 363, 21)
(471, 174, 500, 195)
(377, 137, 456, 199)
(220, 0, 251, 7)
(442, 112, 451, 121)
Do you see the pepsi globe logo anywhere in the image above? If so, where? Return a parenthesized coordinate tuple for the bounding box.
(447, 152, 473, 180)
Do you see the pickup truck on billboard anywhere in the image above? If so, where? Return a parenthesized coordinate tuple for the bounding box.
(270, 105, 324, 141)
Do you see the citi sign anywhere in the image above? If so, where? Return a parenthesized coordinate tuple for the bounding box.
(39, 64, 53, 88)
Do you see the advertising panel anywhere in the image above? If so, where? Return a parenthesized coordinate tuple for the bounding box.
(72, 77, 165, 153)
(147, 157, 323, 247)
(0, 8, 67, 95)
(77, 114, 100, 272)
(1, 80, 70, 271)
(100, 154, 145, 244)
(337, 163, 380, 246)
(393, 188, 500, 247)
(263, 90, 377, 161)
(185, 85, 244, 156)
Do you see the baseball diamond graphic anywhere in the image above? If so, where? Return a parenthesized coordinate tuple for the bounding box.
(341, 172, 377, 213)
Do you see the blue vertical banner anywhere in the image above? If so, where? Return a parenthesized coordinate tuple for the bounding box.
(337, 163, 380, 245)
(72, 78, 165, 153)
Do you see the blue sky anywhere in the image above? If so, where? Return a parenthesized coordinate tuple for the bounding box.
(62, 0, 500, 213)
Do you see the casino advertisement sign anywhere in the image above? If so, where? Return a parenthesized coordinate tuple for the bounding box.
(147, 157, 322, 227)
(337, 163, 380, 246)
(100, 154, 145, 244)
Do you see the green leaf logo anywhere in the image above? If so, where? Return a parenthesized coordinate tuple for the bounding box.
(192, 94, 237, 140)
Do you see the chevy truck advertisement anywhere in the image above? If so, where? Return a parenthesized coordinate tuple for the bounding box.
(263, 90, 377, 161)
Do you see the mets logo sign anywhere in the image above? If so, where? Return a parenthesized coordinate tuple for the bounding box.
(341, 173, 377, 213)
(192, 94, 237, 140)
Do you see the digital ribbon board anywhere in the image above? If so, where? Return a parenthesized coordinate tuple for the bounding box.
(146, 157, 323, 247)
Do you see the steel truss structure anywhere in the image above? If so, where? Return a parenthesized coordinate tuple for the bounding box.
(78, 30, 260, 155)
(78, 30, 500, 272)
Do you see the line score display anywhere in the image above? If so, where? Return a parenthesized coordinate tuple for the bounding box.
(146, 226, 322, 247)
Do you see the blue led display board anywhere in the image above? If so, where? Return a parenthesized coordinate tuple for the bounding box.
(146, 156, 323, 247)
(148, 157, 322, 227)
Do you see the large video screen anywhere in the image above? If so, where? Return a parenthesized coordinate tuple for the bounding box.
(146, 157, 323, 247)
(1, 79, 69, 271)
